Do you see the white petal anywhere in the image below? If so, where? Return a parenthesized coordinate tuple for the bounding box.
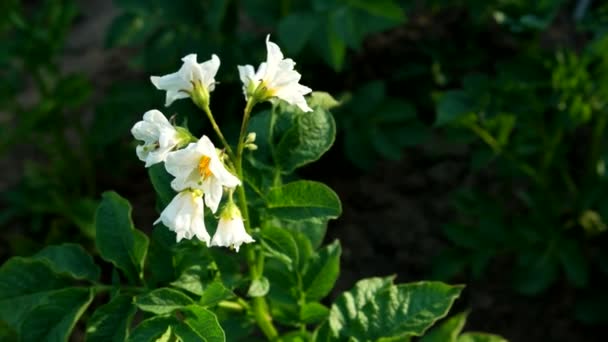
(270, 67, 301, 90)
(181, 54, 198, 65)
(213, 165, 241, 188)
(158, 192, 188, 231)
(255, 62, 268, 80)
(191, 196, 210, 244)
(199, 54, 220, 91)
(157, 127, 179, 149)
(180, 54, 203, 85)
(145, 146, 172, 167)
(195, 135, 217, 156)
(238, 65, 256, 85)
(203, 177, 223, 213)
(143, 109, 172, 127)
(157, 191, 210, 243)
(211, 217, 254, 252)
(135, 145, 149, 163)
(131, 121, 159, 143)
(275, 84, 313, 112)
(264, 35, 284, 80)
(150, 72, 191, 107)
(165, 144, 200, 179)
(150, 73, 184, 91)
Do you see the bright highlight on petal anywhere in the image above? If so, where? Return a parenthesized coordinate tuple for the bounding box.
(131, 109, 182, 167)
(211, 202, 254, 252)
(164, 135, 241, 213)
(151, 54, 220, 107)
(238, 35, 313, 112)
(154, 190, 210, 244)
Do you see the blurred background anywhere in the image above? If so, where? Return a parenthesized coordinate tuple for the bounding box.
(1, 0, 608, 340)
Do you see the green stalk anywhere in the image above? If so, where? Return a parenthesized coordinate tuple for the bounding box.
(468, 123, 544, 186)
(203, 105, 234, 158)
(235, 98, 279, 340)
(588, 111, 608, 181)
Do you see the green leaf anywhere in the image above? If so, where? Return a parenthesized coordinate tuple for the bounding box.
(54, 74, 92, 109)
(266, 181, 342, 220)
(458, 332, 508, 342)
(264, 216, 329, 248)
(260, 226, 299, 270)
(20, 287, 94, 342)
(199, 281, 234, 307)
(281, 331, 312, 342)
(512, 251, 559, 295)
(248, 277, 270, 298)
(156, 327, 173, 342)
(300, 302, 330, 324)
(329, 278, 463, 340)
(0, 258, 74, 327)
(135, 288, 194, 315)
(575, 293, 608, 324)
(313, 17, 346, 71)
(105, 13, 155, 48)
(278, 12, 319, 55)
(148, 227, 178, 285)
(558, 239, 589, 288)
(86, 294, 137, 342)
(182, 305, 226, 342)
(206, 0, 230, 31)
(308, 92, 341, 110)
(435, 91, 474, 126)
(303, 240, 341, 301)
(0, 320, 17, 341)
(345, 0, 405, 21)
(420, 312, 468, 342)
(95, 191, 149, 283)
(276, 107, 336, 173)
(170, 244, 216, 295)
(148, 163, 176, 208)
(33, 243, 100, 282)
(129, 316, 178, 342)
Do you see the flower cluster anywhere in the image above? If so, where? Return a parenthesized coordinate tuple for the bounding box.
(131, 35, 312, 252)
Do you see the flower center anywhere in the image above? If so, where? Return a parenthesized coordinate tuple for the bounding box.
(143, 142, 159, 152)
(198, 156, 213, 179)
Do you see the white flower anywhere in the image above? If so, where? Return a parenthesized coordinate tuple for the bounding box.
(151, 54, 220, 107)
(131, 109, 182, 167)
(211, 203, 254, 252)
(154, 190, 210, 244)
(164, 135, 240, 213)
(238, 35, 312, 112)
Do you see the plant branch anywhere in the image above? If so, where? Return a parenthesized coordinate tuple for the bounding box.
(234, 97, 279, 341)
(203, 104, 234, 157)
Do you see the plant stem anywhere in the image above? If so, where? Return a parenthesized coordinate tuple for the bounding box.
(468, 122, 544, 186)
(218, 300, 247, 312)
(235, 98, 279, 341)
(588, 111, 608, 181)
(92, 284, 145, 294)
(203, 105, 234, 157)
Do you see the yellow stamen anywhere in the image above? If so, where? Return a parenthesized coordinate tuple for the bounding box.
(198, 156, 213, 179)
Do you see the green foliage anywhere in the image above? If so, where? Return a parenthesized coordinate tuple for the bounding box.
(265, 181, 342, 220)
(4, 0, 583, 339)
(337, 81, 428, 168)
(86, 295, 137, 342)
(325, 277, 463, 340)
(33, 243, 101, 281)
(95, 191, 149, 283)
(421, 312, 507, 342)
(135, 288, 195, 314)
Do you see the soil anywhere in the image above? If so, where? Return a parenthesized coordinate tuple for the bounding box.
(316, 144, 604, 342)
(2, 1, 605, 342)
